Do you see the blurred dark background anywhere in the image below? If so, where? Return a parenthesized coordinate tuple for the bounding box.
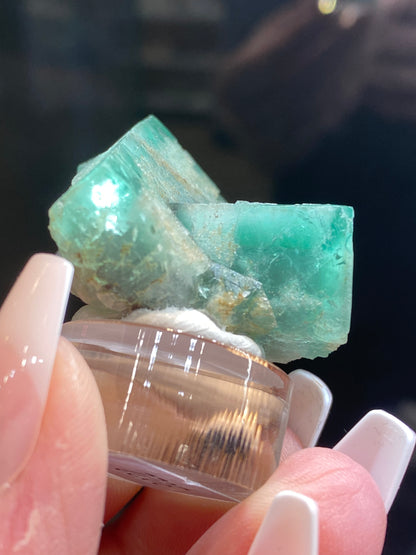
(0, 0, 415, 552)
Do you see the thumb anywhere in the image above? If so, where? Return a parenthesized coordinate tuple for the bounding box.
(0, 338, 107, 554)
(0, 255, 107, 554)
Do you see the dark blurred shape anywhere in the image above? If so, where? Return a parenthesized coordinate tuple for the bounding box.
(218, 0, 416, 169)
(139, 0, 224, 114)
(218, 0, 374, 168)
(363, 0, 416, 121)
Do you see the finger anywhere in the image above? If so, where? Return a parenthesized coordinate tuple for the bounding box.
(0, 254, 73, 485)
(0, 336, 108, 554)
(189, 447, 387, 555)
(100, 370, 332, 552)
(0, 254, 108, 553)
(191, 410, 415, 555)
(247, 410, 416, 554)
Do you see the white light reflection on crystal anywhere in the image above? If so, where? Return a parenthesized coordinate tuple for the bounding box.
(105, 214, 118, 232)
(91, 179, 120, 209)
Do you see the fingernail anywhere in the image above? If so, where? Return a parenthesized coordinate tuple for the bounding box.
(248, 490, 319, 555)
(288, 369, 332, 447)
(0, 254, 73, 485)
(334, 409, 416, 512)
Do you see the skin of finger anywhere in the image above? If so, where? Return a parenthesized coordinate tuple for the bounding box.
(99, 429, 302, 555)
(0, 337, 108, 555)
(188, 448, 387, 555)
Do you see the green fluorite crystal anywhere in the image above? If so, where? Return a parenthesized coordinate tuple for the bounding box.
(49, 115, 354, 363)
(174, 202, 353, 361)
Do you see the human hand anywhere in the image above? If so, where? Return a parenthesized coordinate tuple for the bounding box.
(0, 254, 414, 554)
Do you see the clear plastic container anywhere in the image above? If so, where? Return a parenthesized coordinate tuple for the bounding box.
(63, 320, 293, 502)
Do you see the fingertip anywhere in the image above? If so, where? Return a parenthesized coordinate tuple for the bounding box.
(53, 336, 108, 464)
(0, 336, 108, 554)
(189, 447, 386, 555)
(39, 336, 108, 550)
(274, 448, 387, 555)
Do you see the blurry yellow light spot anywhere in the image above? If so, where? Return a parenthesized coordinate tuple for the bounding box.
(318, 0, 337, 14)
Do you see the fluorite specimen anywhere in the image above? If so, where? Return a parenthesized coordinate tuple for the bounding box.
(49, 115, 354, 363)
(174, 202, 353, 361)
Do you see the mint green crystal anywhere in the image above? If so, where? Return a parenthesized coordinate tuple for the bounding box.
(49, 115, 354, 363)
(174, 202, 353, 361)
(76, 115, 224, 204)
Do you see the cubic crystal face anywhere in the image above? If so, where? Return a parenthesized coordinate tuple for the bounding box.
(49, 115, 354, 363)
(174, 202, 354, 362)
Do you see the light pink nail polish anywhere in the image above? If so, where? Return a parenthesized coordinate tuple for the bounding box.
(0, 254, 73, 485)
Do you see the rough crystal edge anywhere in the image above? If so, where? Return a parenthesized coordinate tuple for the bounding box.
(76, 115, 224, 203)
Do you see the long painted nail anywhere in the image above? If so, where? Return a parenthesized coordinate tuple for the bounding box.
(0, 254, 73, 486)
(288, 369, 332, 447)
(334, 409, 416, 512)
(248, 490, 319, 555)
